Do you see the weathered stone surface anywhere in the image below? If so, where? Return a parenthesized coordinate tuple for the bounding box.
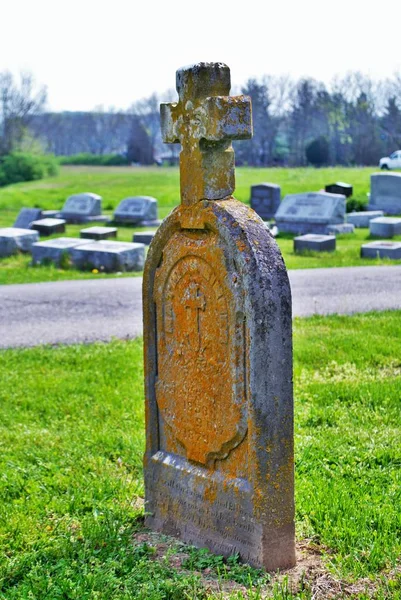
(60, 193, 102, 223)
(361, 241, 401, 259)
(144, 62, 294, 572)
(80, 226, 117, 240)
(13, 208, 42, 229)
(294, 233, 336, 253)
(113, 196, 159, 225)
(325, 182, 353, 197)
(31, 237, 94, 265)
(70, 240, 145, 272)
(369, 217, 401, 237)
(325, 223, 355, 235)
(368, 173, 401, 214)
(347, 211, 384, 228)
(0, 228, 39, 257)
(250, 183, 281, 220)
(133, 231, 156, 245)
(275, 192, 345, 234)
(31, 218, 66, 236)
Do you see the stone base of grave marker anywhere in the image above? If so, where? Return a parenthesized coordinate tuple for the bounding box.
(0, 228, 39, 257)
(144, 199, 295, 571)
(31, 237, 94, 266)
(361, 241, 401, 259)
(80, 226, 117, 240)
(31, 218, 66, 236)
(71, 240, 145, 272)
(294, 234, 336, 253)
(347, 211, 384, 228)
(326, 223, 355, 235)
(369, 217, 401, 238)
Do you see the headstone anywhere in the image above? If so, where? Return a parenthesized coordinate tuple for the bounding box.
(133, 231, 156, 245)
(60, 193, 108, 223)
(250, 183, 281, 220)
(113, 196, 160, 226)
(13, 208, 42, 229)
(0, 228, 39, 257)
(31, 218, 66, 236)
(143, 62, 295, 571)
(80, 226, 117, 240)
(32, 237, 94, 266)
(294, 233, 336, 253)
(326, 223, 355, 235)
(70, 240, 145, 272)
(325, 182, 353, 197)
(361, 241, 401, 259)
(368, 173, 401, 214)
(347, 211, 384, 228)
(369, 217, 401, 238)
(274, 192, 346, 234)
(42, 210, 60, 219)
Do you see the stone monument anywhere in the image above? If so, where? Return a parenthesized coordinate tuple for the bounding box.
(113, 196, 160, 226)
(59, 193, 108, 223)
(275, 192, 346, 234)
(143, 62, 295, 571)
(368, 173, 401, 214)
(250, 183, 281, 220)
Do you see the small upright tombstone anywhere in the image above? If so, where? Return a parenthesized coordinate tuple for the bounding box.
(368, 173, 401, 214)
(274, 191, 345, 234)
(325, 182, 353, 198)
(60, 193, 106, 223)
(250, 183, 281, 220)
(13, 208, 43, 229)
(113, 196, 160, 226)
(143, 63, 295, 571)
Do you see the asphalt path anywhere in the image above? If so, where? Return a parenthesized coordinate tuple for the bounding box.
(0, 265, 400, 349)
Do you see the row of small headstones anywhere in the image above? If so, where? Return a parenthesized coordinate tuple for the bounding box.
(0, 223, 157, 272)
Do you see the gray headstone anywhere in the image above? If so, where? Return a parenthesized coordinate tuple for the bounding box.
(133, 231, 156, 245)
(0, 228, 39, 257)
(60, 193, 102, 222)
(250, 183, 281, 220)
(369, 217, 401, 238)
(275, 192, 346, 234)
(70, 241, 145, 272)
(80, 226, 117, 240)
(361, 241, 401, 259)
(346, 211, 384, 228)
(294, 233, 336, 253)
(13, 208, 42, 229)
(31, 218, 66, 236)
(114, 196, 158, 224)
(32, 237, 94, 266)
(326, 223, 355, 235)
(368, 173, 401, 214)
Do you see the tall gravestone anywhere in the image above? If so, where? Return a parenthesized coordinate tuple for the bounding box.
(250, 183, 281, 220)
(143, 63, 295, 571)
(368, 173, 401, 214)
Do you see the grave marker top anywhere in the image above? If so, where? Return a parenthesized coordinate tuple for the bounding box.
(144, 63, 294, 571)
(161, 62, 252, 205)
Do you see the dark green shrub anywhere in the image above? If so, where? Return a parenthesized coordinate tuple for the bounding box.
(305, 136, 329, 167)
(59, 153, 128, 166)
(346, 197, 368, 212)
(0, 152, 59, 186)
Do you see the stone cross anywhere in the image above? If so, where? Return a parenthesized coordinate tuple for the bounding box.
(161, 62, 252, 205)
(143, 62, 295, 572)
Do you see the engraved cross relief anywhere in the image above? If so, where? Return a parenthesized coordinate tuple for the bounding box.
(160, 62, 252, 206)
(183, 282, 206, 352)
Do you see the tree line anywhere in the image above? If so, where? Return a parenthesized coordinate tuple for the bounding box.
(2, 70, 401, 166)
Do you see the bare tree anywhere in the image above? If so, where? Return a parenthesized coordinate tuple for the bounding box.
(0, 71, 47, 155)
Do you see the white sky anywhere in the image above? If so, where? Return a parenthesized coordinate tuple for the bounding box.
(2, 0, 401, 112)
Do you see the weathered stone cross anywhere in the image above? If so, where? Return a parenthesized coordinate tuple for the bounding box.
(161, 62, 252, 206)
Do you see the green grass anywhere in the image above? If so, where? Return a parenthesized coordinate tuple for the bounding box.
(1, 166, 401, 285)
(1, 312, 400, 598)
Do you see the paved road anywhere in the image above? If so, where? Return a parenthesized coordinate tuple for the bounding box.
(1, 265, 400, 348)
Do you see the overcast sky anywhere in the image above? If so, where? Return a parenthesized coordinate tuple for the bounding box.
(2, 0, 400, 112)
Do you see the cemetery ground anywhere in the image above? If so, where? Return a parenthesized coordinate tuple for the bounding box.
(1, 312, 400, 599)
(1, 166, 401, 285)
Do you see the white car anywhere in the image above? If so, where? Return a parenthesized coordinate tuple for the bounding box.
(379, 151, 401, 169)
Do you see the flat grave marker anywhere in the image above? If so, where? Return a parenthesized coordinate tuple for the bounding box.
(294, 233, 336, 253)
(361, 241, 401, 259)
(369, 217, 401, 238)
(133, 231, 156, 245)
(143, 62, 295, 571)
(80, 226, 117, 240)
(275, 191, 346, 234)
(70, 240, 145, 272)
(31, 218, 66, 236)
(0, 228, 39, 257)
(347, 211, 384, 228)
(32, 237, 94, 266)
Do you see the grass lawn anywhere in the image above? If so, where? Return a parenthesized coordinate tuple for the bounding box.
(0, 312, 400, 599)
(1, 166, 401, 285)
